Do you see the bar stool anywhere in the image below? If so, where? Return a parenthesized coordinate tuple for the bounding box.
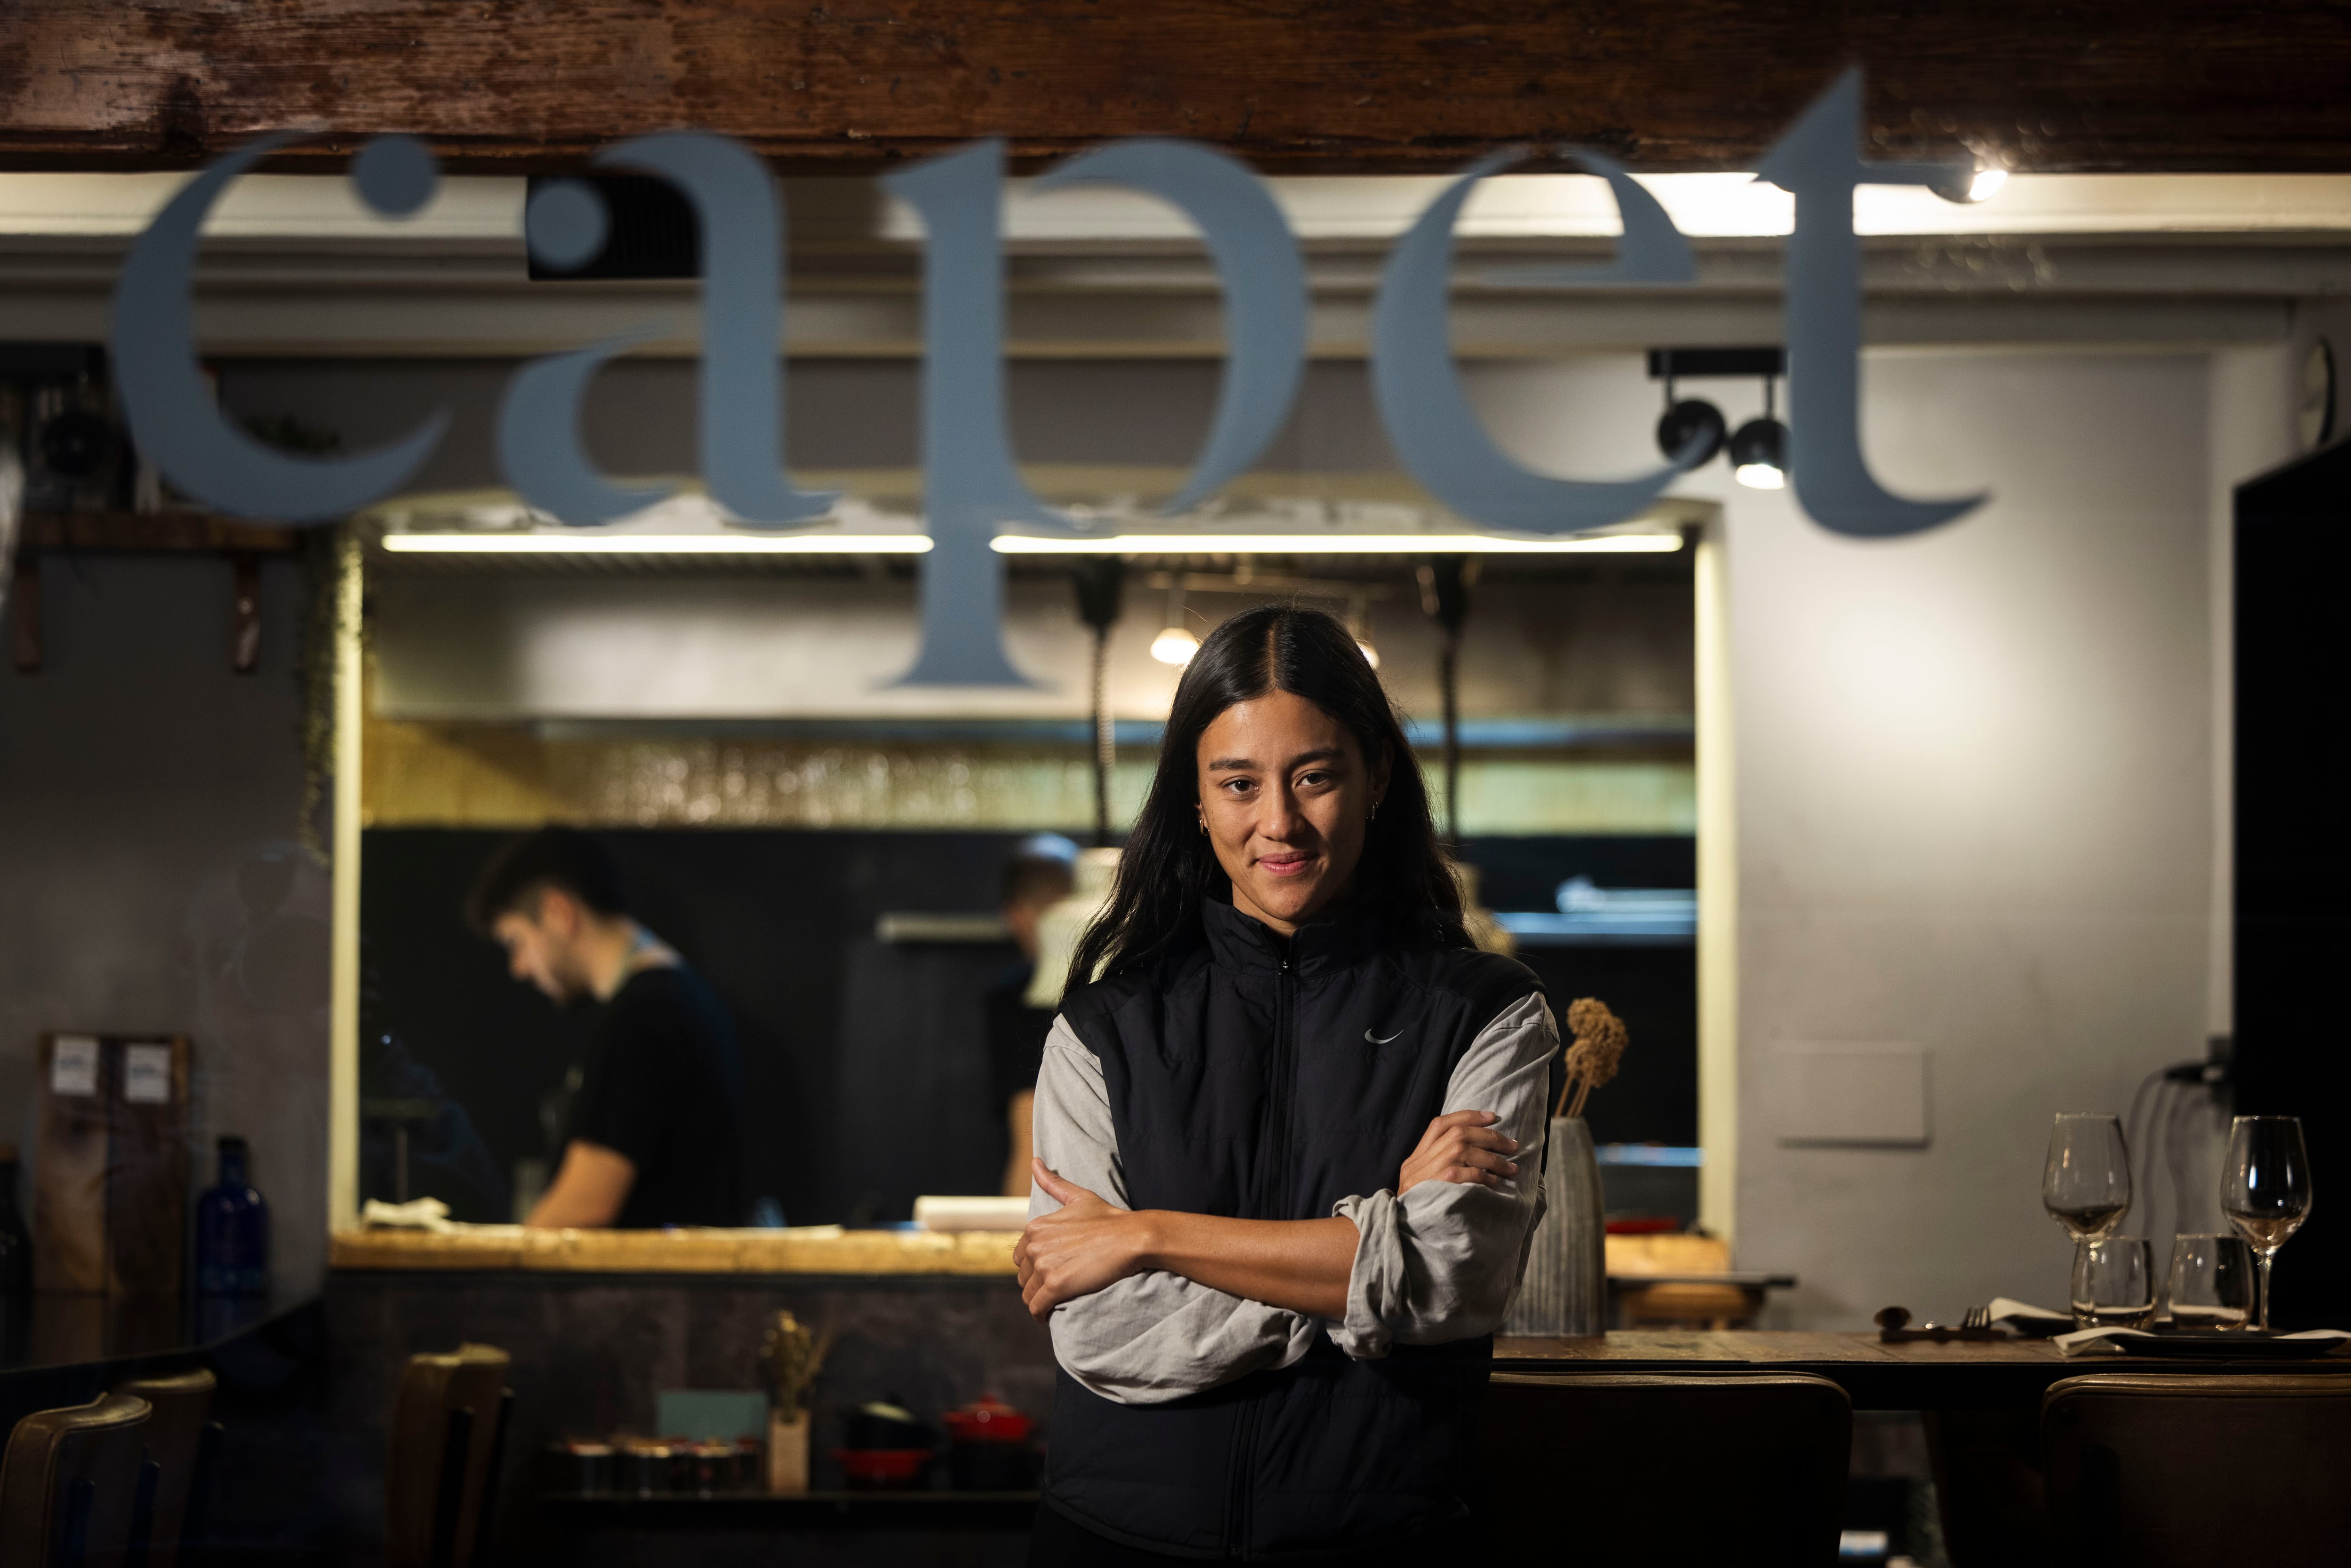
(2042, 1371, 2351, 1568)
(110, 1368, 219, 1568)
(0, 1392, 155, 1568)
(1476, 1371, 1851, 1566)
(386, 1344, 513, 1568)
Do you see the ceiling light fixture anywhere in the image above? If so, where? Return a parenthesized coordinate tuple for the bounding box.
(380, 531, 932, 554)
(1648, 348, 1787, 473)
(1966, 166, 2009, 203)
(1150, 582, 1199, 665)
(384, 528, 1685, 558)
(992, 532, 1681, 555)
(1654, 370, 1727, 468)
(1729, 373, 1790, 491)
(1149, 626, 1200, 665)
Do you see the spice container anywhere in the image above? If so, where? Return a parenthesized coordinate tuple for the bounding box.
(618, 1440, 673, 1496)
(545, 1441, 615, 1496)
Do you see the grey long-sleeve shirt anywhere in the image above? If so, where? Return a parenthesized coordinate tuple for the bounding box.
(1028, 991, 1559, 1406)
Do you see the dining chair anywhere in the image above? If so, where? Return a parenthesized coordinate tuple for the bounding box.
(0, 1392, 155, 1568)
(110, 1368, 219, 1568)
(385, 1344, 513, 1568)
(1476, 1371, 1852, 1566)
(2041, 1371, 2351, 1568)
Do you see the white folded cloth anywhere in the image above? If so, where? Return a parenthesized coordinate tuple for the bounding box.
(1988, 1297, 2071, 1328)
(361, 1196, 454, 1232)
(912, 1195, 1031, 1232)
(2055, 1325, 2351, 1357)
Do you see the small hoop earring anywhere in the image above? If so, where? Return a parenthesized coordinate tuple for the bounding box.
(1196, 815, 1207, 836)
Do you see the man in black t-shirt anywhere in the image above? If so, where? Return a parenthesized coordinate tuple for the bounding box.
(466, 829, 745, 1229)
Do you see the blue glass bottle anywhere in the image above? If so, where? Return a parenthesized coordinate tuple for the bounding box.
(196, 1135, 269, 1297)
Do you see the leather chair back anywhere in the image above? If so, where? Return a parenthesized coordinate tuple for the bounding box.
(2042, 1371, 2351, 1568)
(386, 1344, 512, 1568)
(1478, 1371, 1851, 1566)
(111, 1367, 219, 1568)
(0, 1392, 154, 1568)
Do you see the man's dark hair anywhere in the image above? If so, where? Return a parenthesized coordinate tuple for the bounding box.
(465, 827, 631, 933)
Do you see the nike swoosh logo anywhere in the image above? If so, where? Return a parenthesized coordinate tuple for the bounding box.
(1365, 1028, 1403, 1044)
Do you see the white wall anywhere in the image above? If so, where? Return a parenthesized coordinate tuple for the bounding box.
(1465, 349, 2274, 1324)
(1730, 354, 2221, 1323)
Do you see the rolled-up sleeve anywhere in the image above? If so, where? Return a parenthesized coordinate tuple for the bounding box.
(1030, 1018, 1320, 1405)
(1326, 992, 1559, 1358)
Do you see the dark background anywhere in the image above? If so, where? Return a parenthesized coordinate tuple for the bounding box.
(360, 829, 1696, 1226)
(2233, 438, 2351, 1328)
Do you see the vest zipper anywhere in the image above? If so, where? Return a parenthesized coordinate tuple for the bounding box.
(1227, 953, 1296, 1556)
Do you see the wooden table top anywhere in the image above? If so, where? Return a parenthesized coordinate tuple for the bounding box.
(1494, 1331, 2351, 1410)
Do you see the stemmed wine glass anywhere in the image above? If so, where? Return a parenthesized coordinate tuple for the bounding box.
(2044, 1114, 2132, 1323)
(2222, 1116, 2314, 1332)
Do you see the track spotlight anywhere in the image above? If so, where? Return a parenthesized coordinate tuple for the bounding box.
(1656, 378, 1727, 468)
(1729, 374, 1789, 490)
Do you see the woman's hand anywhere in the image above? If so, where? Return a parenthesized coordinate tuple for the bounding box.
(1398, 1110, 1521, 1195)
(1016, 1160, 1152, 1322)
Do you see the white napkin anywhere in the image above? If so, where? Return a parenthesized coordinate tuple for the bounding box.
(2055, 1325, 2351, 1357)
(1989, 1297, 2071, 1326)
(361, 1196, 455, 1232)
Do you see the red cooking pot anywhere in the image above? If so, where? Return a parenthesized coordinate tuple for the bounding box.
(941, 1396, 1033, 1445)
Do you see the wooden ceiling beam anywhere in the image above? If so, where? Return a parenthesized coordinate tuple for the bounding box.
(4, 2, 2351, 175)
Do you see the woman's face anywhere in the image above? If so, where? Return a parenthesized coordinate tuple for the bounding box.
(1196, 689, 1390, 937)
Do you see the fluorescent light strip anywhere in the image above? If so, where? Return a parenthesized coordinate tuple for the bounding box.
(990, 533, 1684, 555)
(382, 533, 933, 554)
(380, 530, 1683, 556)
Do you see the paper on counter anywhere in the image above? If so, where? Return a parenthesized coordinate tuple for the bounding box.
(913, 1195, 1031, 1232)
(363, 1196, 455, 1232)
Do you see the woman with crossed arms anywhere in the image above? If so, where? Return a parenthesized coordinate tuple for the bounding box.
(1015, 604, 1561, 1564)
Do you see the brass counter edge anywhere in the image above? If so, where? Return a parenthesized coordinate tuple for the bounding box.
(327, 1226, 1021, 1277)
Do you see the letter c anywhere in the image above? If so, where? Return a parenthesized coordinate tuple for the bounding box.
(111, 133, 448, 522)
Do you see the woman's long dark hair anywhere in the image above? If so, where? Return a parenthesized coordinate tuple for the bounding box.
(1071, 603, 1467, 982)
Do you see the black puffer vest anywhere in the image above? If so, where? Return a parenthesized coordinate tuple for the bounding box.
(1045, 897, 1542, 1560)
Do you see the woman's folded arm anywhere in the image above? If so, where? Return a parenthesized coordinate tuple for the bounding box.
(1327, 992, 1560, 1357)
(1026, 1020, 1324, 1404)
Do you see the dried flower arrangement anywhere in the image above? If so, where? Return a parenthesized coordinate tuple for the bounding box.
(1553, 997, 1629, 1120)
(760, 1309, 834, 1417)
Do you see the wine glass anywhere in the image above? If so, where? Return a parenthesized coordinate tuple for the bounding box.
(2044, 1113, 2132, 1241)
(2222, 1115, 2314, 1332)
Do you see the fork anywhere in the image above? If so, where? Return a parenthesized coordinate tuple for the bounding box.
(1961, 1305, 1991, 1332)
